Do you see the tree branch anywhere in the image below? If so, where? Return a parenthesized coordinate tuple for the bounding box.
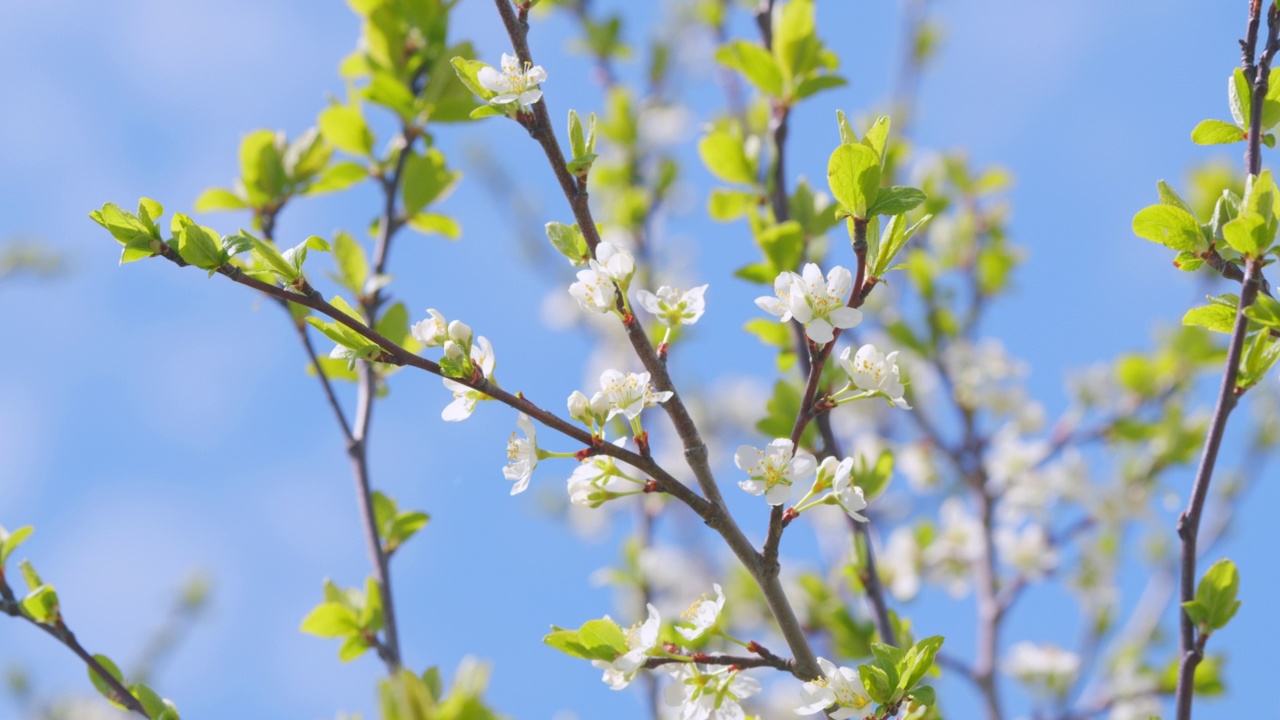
(489, 0, 823, 681)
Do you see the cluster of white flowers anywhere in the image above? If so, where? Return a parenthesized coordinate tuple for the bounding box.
(1003, 642, 1080, 698)
(942, 339, 1037, 421)
(477, 52, 546, 108)
(879, 527, 924, 601)
(994, 523, 1057, 581)
(569, 242, 636, 314)
(755, 263, 863, 343)
(923, 498, 985, 597)
(801, 456, 869, 521)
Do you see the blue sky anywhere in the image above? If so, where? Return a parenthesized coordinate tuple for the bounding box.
(0, 1, 1275, 719)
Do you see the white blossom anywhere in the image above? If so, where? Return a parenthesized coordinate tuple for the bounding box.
(676, 584, 725, 642)
(814, 457, 868, 521)
(593, 603, 660, 689)
(734, 438, 817, 506)
(1003, 642, 1080, 697)
(923, 498, 985, 597)
(755, 264, 862, 343)
(796, 657, 875, 719)
(441, 337, 495, 421)
(567, 442, 635, 508)
(637, 284, 708, 327)
(898, 442, 940, 492)
(597, 369, 672, 422)
(593, 242, 636, 284)
(665, 665, 760, 720)
(840, 344, 910, 409)
(477, 52, 547, 107)
(569, 266, 617, 314)
(994, 523, 1057, 581)
(410, 308, 449, 347)
(502, 413, 538, 495)
(880, 527, 923, 601)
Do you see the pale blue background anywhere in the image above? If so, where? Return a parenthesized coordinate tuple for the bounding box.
(0, 1, 1275, 719)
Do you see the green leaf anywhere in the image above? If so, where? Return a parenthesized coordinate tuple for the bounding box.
(872, 213, 932, 277)
(869, 642, 906, 669)
(450, 56, 497, 101)
(698, 126, 756, 185)
(300, 602, 360, 638)
(469, 105, 505, 120)
(835, 110, 858, 145)
(911, 685, 937, 706)
(331, 232, 370, 294)
(1222, 213, 1272, 257)
(757, 221, 804, 271)
(375, 302, 412, 346)
(543, 629, 595, 660)
(1182, 303, 1237, 334)
(858, 662, 893, 704)
(827, 143, 881, 219)
(1246, 291, 1280, 329)
(363, 70, 417, 119)
(793, 74, 847, 100)
(318, 105, 375, 157)
(250, 237, 298, 283)
(0, 525, 33, 567)
(708, 189, 759, 221)
(1183, 558, 1241, 631)
(774, 0, 819, 83)
(577, 619, 629, 658)
(238, 130, 285, 203)
(861, 116, 891, 165)
(900, 635, 944, 693)
(401, 149, 460, 216)
(21, 584, 59, 623)
(172, 213, 224, 270)
(866, 186, 926, 217)
(1230, 68, 1249, 127)
(87, 655, 125, 705)
(407, 213, 462, 239)
(130, 683, 169, 718)
(734, 262, 777, 285)
(1157, 180, 1197, 217)
(308, 161, 368, 195)
(1132, 204, 1204, 252)
(194, 188, 247, 212)
(744, 318, 792, 349)
(338, 635, 371, 662)
(714, 40, 784, 97)
(283, 126, 331, 181)
(545, 222, 589, 265)
(1191, 119, 1245, 145)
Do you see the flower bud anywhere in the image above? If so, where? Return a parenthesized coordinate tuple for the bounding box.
(567, 390, 591, 424)
(443, 340, 466, 363)
(448, 319, 473, 345)
(411, 308, 449, 347)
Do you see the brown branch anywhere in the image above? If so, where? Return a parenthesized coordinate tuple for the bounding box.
(0, 581, 153, 717)
(489, 0, 823, 681)
(1173, 258, 1262, 720)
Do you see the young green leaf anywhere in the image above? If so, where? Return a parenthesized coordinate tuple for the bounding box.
(1182, 558, 1241, 632)
(1132, 204, 1205, 252)
(87, 654, 126, 705)
(0, 525, 33, 567)
(300, 601, 361, 638)
(698, 125, 757, 185)
(318, 105, 375, 157)
(1191, 119, 1246, 145)
(308, 161, 368, 195)
(866, 186, 926, 217)
(1182, 303, 1237, 334)
(714, 40, 784, 98)
(827, 143, 881, 219)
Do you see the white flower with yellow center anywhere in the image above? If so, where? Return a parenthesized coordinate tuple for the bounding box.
(593, 603, 660, 690)
(665, 665, 760, 720)
(734, 438, 816, 506)
(676, 583, 725, 643)
(637, 284, 708, 327)
(502, 413, 538, 495)
(796, 657, 875, 719)
(441, 336, 495, 421)
(597, 369, 672, 422)
(839, 343, 910, 409)
(477, 52, 546, 107)
(568, 266, 617, 314)
(757, 264, 862, 343)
